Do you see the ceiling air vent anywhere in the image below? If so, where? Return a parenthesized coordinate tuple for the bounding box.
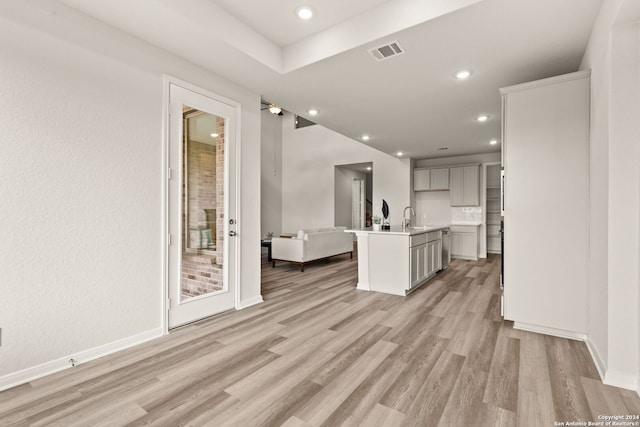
(369, 41, 405, 62)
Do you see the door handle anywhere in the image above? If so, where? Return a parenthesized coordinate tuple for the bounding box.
(229, 231, 237, 237)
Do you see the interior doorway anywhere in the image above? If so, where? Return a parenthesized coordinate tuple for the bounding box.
(351, 179, 365, 229)
(335, 163, 373, 228)
(165, 79, 239, 329)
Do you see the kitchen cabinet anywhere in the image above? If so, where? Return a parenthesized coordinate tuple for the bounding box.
(413, 168, 449, 191)
(430, 168, 449, 190)
(410, 243, 427, 288)
(413, 169, 430, 191)
(409, 231, 442, 289)
(501, 70, 589, 338)
(345, 226, 447, 296)
(450, 165, 479, 206)
(450, 225, 478, 260)
(426, 239, 441, 276)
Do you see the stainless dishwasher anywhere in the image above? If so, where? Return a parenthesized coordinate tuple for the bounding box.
(441, 228, 450, 269)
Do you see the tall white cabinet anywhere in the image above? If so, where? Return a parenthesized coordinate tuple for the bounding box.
(501, 71, 589, 338)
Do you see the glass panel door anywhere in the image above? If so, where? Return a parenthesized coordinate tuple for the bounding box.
(181, 108, 224, 300)
(167, 82, 237, 329)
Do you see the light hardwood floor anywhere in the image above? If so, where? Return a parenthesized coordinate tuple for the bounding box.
(1, 252, 639, 426)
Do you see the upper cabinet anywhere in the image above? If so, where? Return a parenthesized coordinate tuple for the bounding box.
(413, 168, 430, 191)
(449, 165, 479, 206)
(413, 168, 449, 191)
(430, 168, 449, 190)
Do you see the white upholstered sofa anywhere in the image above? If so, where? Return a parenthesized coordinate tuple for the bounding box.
(271, 227, 354, 272)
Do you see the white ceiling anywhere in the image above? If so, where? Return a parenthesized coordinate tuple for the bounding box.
(58, 0, 602, 159)
(213, 0, 392, 47)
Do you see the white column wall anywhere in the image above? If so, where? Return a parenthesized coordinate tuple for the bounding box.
(580, 0, 613, 377)
(607, 18, 640, 390)
(580, 0, 640, 391)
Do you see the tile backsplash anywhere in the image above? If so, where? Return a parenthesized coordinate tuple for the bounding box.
(451, 207, 482, 223)
(415, 191, 451, 225)
(415, 191, 483, 225)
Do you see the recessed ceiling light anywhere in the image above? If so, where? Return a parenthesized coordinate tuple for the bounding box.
(397, 151, 404, 157)
(296, 6, 313, 20)
(308, 109, 318, 116)
(210, 133, 219, 137)
(489, 139, 498, 145)
(477, 115, 489, 122)
(361, 135, 370, 141)
(366, 166, 372, 171)
(455, 70, 471, 80)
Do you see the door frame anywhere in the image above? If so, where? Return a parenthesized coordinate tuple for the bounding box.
(351, 178, 365, 229)
(481, 161, 501, 259)
(161, 75, 242, 334)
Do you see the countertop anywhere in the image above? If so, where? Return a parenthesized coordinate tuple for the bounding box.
(344, 225, 449, 236)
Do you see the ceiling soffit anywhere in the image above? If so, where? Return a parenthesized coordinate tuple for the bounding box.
(60, 0, 484, 74)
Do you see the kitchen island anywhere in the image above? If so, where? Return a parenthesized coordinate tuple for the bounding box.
(344, 225, 449, 296)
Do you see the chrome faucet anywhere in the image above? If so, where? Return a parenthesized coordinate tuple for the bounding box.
(403, 206, 415, 230)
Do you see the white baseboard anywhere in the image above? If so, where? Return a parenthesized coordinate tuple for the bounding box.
(584, 337, 606, 381)
(515, 324, 640, 392)
(513, 322, 587, 341)
(0, 327, 163, 393)
(584, 338, 639, 393)
(237, 295, 264, 309)
(604, 370, 640, 392)
(356, 282, 371, 291)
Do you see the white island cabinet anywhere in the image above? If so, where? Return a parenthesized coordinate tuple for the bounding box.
(345, 226, 448, 296)
(410, 231, 442, 288)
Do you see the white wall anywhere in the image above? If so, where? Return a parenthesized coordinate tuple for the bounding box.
(281, 114, 411, 232)
(0, 1, 261, 385)
(580, 0, 640, 392)
(260, 110, 283, 238)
